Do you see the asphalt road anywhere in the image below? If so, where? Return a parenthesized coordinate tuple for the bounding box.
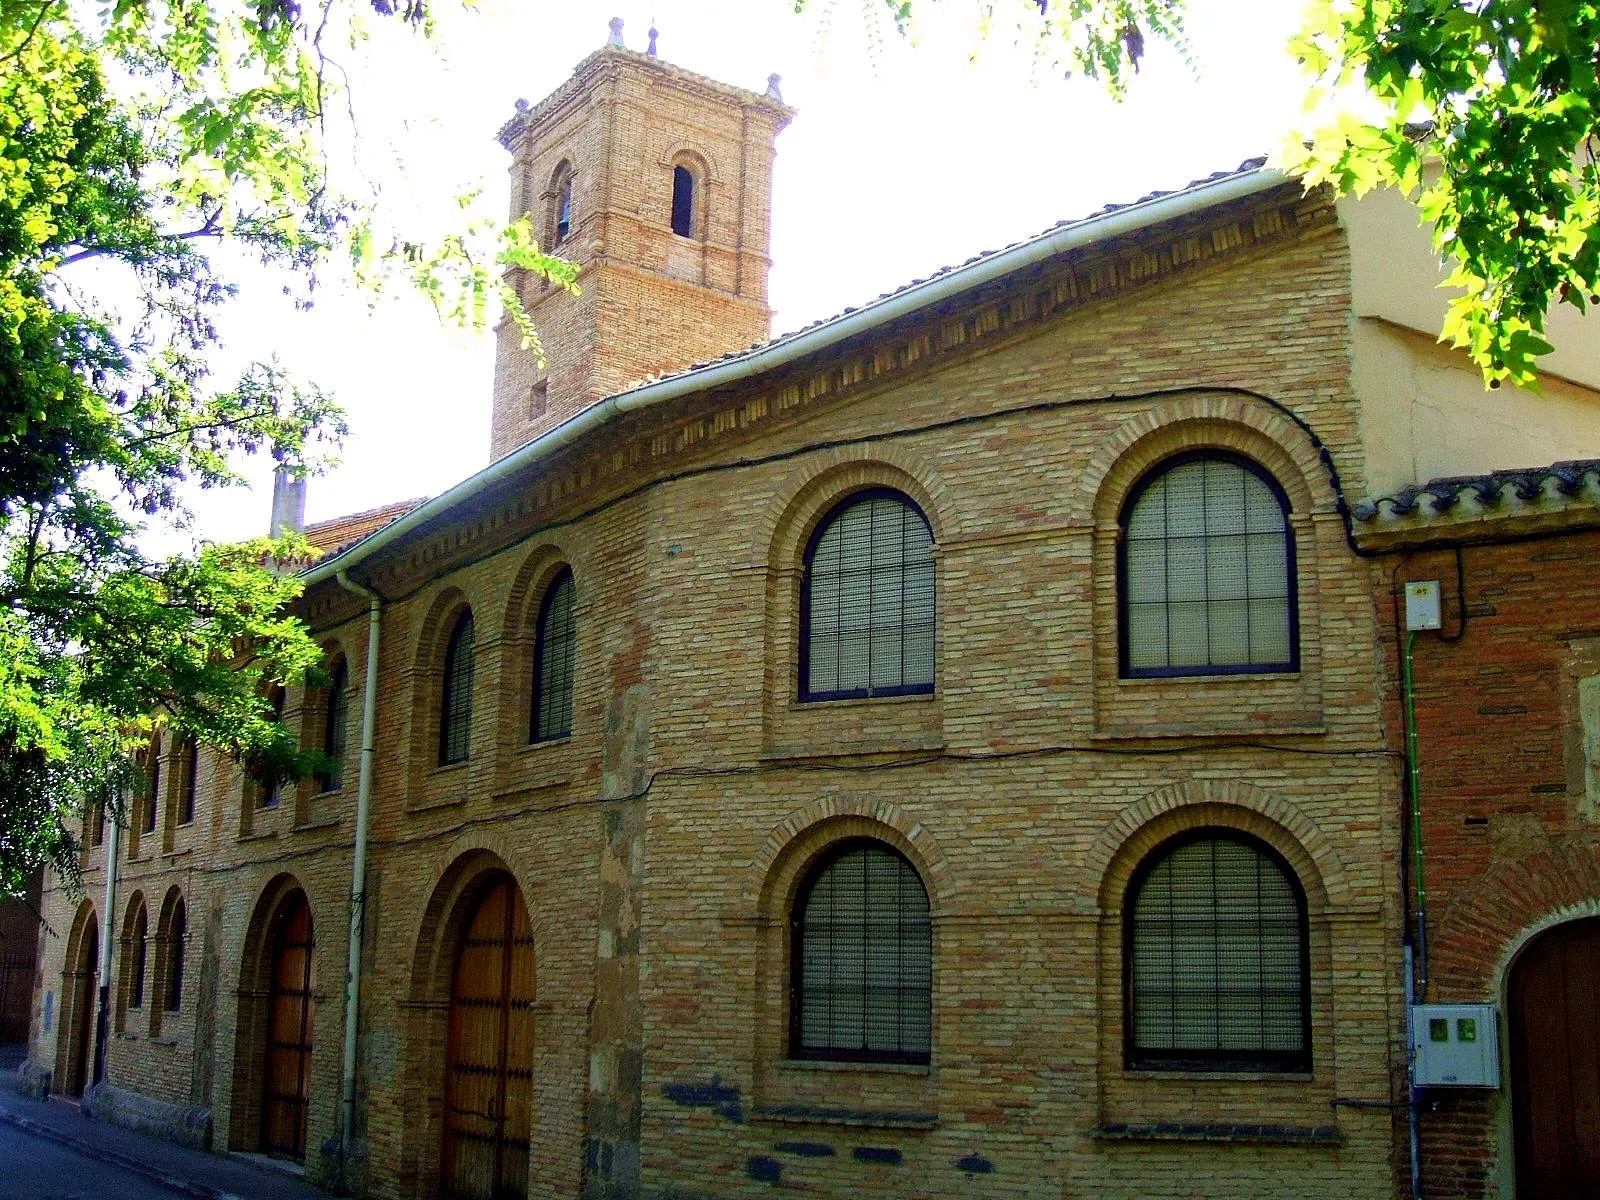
(0, 1118, 193, 1199)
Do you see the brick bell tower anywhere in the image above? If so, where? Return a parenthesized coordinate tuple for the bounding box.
(489, 19, 793, 460)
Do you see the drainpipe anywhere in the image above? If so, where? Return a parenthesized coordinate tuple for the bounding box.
(334, 570, 382, 1164)
(92, 800, 121, 1089)
(1400, 631, 1429, 994)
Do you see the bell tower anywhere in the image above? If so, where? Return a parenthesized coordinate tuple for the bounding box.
(490, 20, 793, 460)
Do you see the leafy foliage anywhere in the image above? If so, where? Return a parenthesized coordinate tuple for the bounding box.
(1288, 0, 1600, 388)
(0, 1, 574, 900)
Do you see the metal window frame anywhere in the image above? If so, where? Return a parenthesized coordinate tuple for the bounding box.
(439, 610, 477, 766)
(1116, 450, 1300, 679)
(798, 488, 937, 704)
(316, 657, 349, 793)
(1122, 827, 1313, 1073)
(178, 739, 198, 826)
(257, 687, 287, 809)
(530, 567, 577, 743)
(164, 898, 186, 1013)
(788, 837, 933, 1066)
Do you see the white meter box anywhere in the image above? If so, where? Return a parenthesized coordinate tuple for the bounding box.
(1411, 1004, 1500, 1088)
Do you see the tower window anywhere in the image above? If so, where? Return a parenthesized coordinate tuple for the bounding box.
(671, 165, 694, 238)
(550, 161, 574, 248)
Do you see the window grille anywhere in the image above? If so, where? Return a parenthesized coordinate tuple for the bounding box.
(791, 840, 932, 1064)
(317, 658, 348, 792)
(179, 740, 198, 825)
(144, 736, 160, 833)
(671, 165, 694, 237)
(1125, 831, 1310, 1071)
(128, 904, 148, 1010)
(165, 900, 186, 1012)
(531, 569, 577, 742)
(439, 612, 476, 765)
(1120, 453, 1296, 676)
(801, 491, 935, 701)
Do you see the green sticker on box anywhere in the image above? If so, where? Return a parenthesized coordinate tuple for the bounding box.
(1430, 1018, 1449, 1042)
(1457, 1018, 1476, 1043)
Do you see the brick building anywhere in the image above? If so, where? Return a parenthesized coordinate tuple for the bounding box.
(1355, 472, 1600, 1200)
(22, 24, 1600, 1200)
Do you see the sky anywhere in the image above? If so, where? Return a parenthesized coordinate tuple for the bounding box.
(192, 0, 1321, 544)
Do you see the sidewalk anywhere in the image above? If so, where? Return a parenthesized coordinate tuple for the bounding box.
(0, 1082, 329, 1200)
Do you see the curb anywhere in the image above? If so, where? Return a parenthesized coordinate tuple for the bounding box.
(0, 1108, 239, 1200)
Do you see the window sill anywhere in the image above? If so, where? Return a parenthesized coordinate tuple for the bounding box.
(520, 735, 572, 754)
(778, 1059, 930, 1077)
(236, 829, 278, 844)
(292, 815, 341, 833)
(789, 691, 936, 712)
(311, 787, 344, 801)
(160, 847, 192, 861)
(1093, 1122, 1342, 1146)
(429, 760, 470, 777)
(148, 1036, 180, 1047)
(1121, 1068, 1314, 1083)
(751, 1104, 937, 1131)
(406, 794, 467, 816)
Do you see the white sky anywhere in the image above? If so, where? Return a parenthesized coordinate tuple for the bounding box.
(193, 0, 1319, 543)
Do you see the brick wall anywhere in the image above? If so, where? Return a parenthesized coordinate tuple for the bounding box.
(31, 185, 1415, 1198)
(1379, 531, 1600, 1200)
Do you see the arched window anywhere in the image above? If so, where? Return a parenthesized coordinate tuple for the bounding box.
(144, 735, 161, 834)
(316, 656, 348, 793)
(1125, 830, 1311, 1071)
(791, 839, 932, 1064)
(550, 162, 573, 246)
(801, 490, 935, 701)
(670, 164, 695, 238)
(127, 901, 149, 1011)
(1120, 452, 1297, 676)
(164, 898, 187, 1013)
(531, 568, 577, 743)
(258, 686, 286, 808)
(179, 738, 198, 825)
(439, 611, 476, 765)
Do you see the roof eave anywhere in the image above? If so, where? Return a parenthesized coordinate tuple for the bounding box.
(301, 163, 1287, 589)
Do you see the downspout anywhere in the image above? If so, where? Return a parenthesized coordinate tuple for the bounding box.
(335, 570, 382, 1164)
(92, 799, 121, 1089)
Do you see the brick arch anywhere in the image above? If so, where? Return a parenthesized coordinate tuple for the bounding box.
(397, 842, 543, 1199)
(753, 448, 953, 571)
(1079, 393, 1328, 526)
(55, 898, 99, 1096)
(658, 143, 721, 183)
(1431, 839, 1600, 996)
(229, 872, 316, 1153)
(500, 538, 585, 647)
(1083, 780, 1347, 914)
(404, 835, 550, 1001)
(744, 794, 954, 919)
(413, 584, 478, 665)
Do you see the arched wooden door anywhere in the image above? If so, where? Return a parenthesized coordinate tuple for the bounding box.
(64, 918, 98, 1097)
(1511, 916, 1600, 1199)
(261, 891, 314, 1160)
(441, 873, 535, 1200)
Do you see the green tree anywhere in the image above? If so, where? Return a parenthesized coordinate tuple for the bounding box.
(0, 2, 573, 899)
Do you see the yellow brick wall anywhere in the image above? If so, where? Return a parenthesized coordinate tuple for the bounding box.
(31, 186, 1406, 1199)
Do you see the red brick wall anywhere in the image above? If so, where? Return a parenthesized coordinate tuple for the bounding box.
(1379, 530, 1600, 1199)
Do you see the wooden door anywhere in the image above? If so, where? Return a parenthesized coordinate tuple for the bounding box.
(261, 892, 314, 1160)
(1511, 916, 1600, 1199)
(65, 919, 98, 1097)
(441, 874, 536, 1200)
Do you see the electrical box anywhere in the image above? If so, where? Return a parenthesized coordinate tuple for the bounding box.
(1404, 580, 1442, 631)
(1411, 1004, 1500, 1088)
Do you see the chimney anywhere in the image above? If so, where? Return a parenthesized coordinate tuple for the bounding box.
(269, 467, 307, 538)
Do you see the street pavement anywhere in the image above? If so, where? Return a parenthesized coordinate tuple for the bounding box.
(0, 1084, 328, 1200)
